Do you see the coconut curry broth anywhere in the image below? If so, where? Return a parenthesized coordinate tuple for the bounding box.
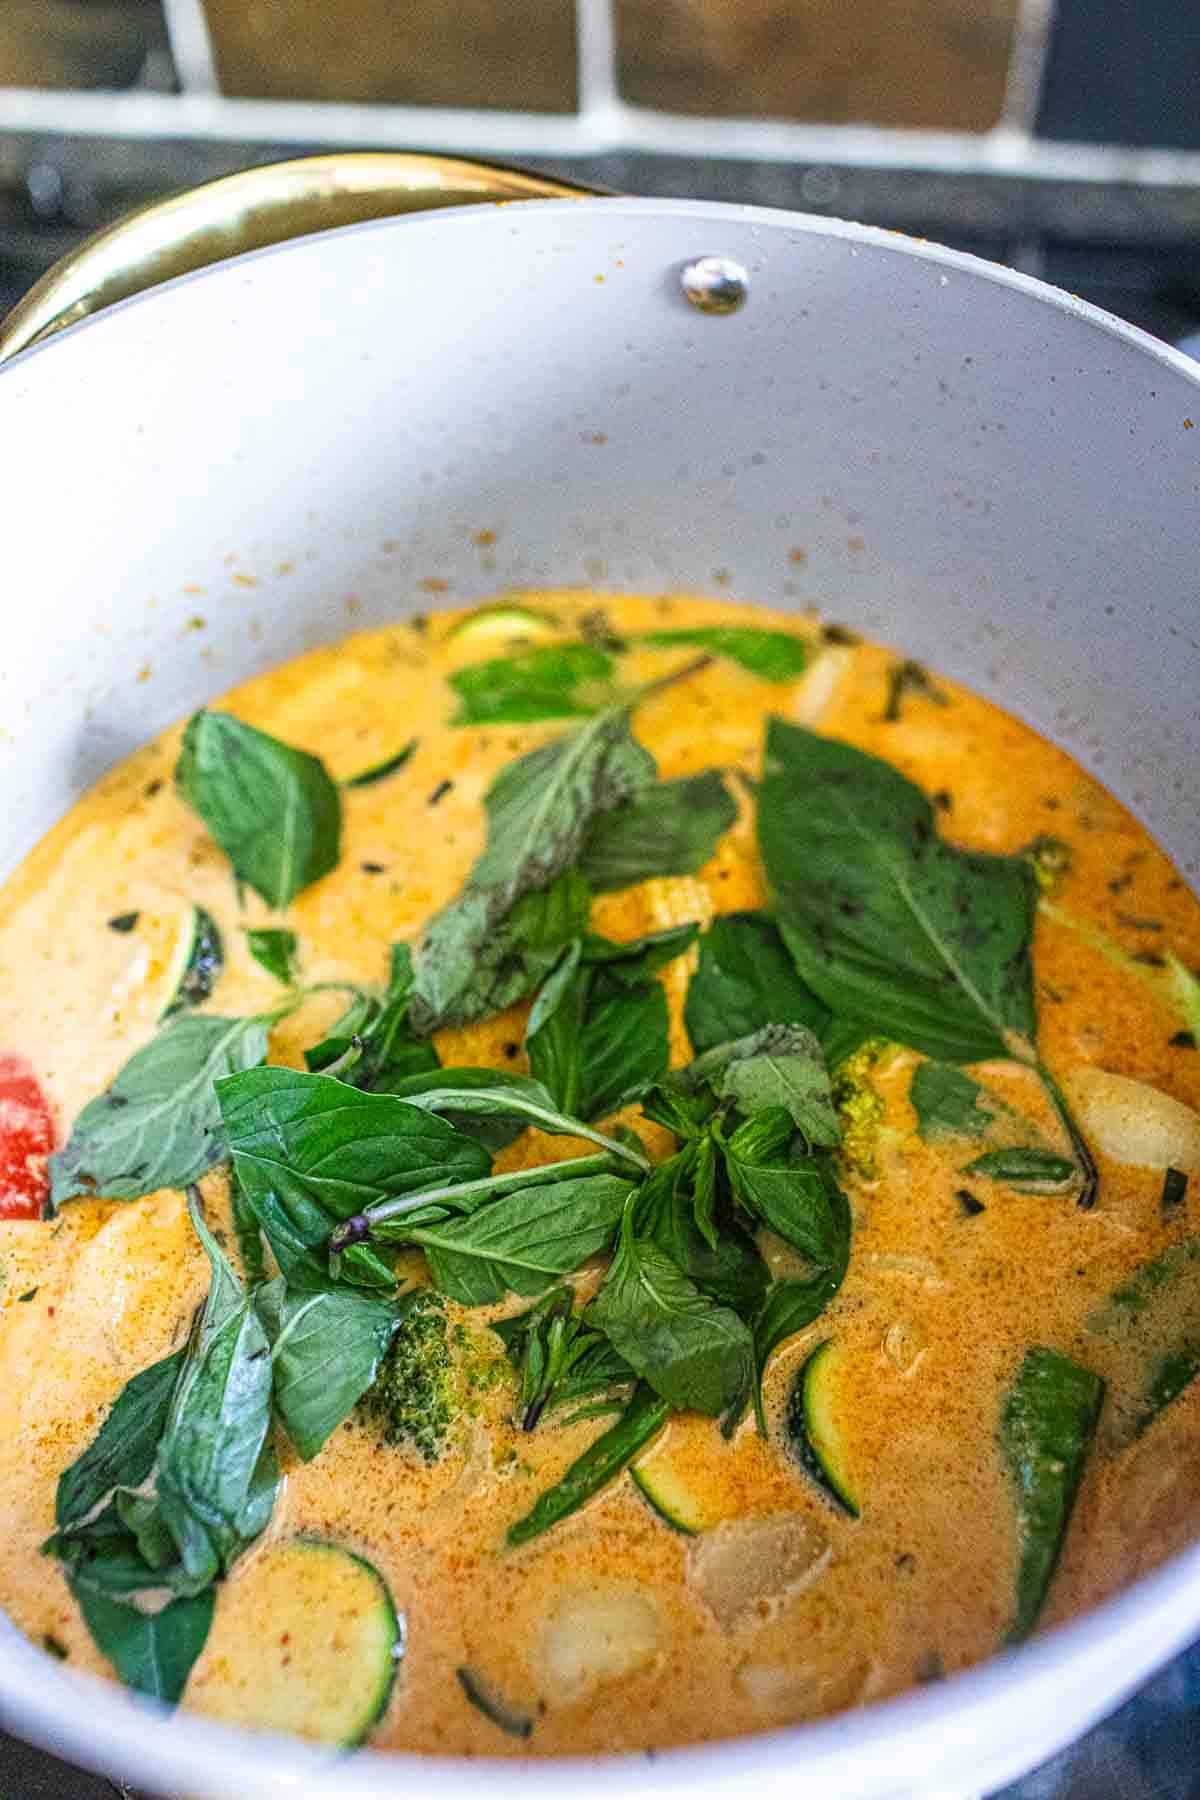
(0, 591, 1196, 1754)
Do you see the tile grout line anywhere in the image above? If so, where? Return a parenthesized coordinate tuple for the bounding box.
(2, 86, 1200, 189)
(158, 0, 220, 96)
(574, 0, 622, 121)
(1000, 0, 1058, 134)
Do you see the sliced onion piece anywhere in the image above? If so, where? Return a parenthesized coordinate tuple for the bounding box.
(540, 1585, 659, 1700)
(687, 1514, 830, 1631)
(1062, 1068, 1200, 1174)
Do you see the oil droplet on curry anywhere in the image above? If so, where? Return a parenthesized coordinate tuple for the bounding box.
(0, 592, 1196, 1757)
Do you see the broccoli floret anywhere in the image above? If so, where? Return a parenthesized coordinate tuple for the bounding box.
(831, 1038, 889, 1179)
(369, 1291, 454, 1461)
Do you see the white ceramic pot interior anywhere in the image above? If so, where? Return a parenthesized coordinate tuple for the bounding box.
(1, 197, 1198, 1800)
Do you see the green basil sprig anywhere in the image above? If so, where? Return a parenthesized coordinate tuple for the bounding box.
(579, 771, 736, 893)
(685, 911, 829, 1053)
(244, 926, 298, 986)
(176, 710, 341, 909)
(526, 923, 699, 1122)
(758, 719, 1097, 1206)
(49, 1013, 270, 1210)
(44, 1195, 279, 1703)
(450, 643, 619, 725)
(639, 625, 810, 681)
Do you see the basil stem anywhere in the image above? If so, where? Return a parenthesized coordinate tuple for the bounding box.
(394, 1086, 651, 1175)
(331, 1150, 625, 1248)
(1035, 1061, 1099, 1211)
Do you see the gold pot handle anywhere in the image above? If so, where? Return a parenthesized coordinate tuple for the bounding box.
(0, 151, 594, 365)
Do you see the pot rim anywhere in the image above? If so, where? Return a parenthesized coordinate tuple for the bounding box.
(2, 195, 1198, 1797)
(3, 194, 1200, 394)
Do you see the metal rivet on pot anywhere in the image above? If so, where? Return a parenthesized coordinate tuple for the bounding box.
(680, 256, 749, 315)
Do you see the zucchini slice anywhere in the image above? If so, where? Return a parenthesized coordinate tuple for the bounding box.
(1000, 1347, 1103, 1644)
(160, 904, 223, 1017)
(445, 602, 558, 646)
(630, 1458, 706, 1535)
(629, 1421, 742, 1535)
(785, 1339, 860, 1518)
(456, 1666, 534, 1739)
(193, 1540, 402, 1745)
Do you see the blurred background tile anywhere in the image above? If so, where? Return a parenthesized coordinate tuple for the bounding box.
(614, 0, 1019, 128)
(0, 0, 172, 91)
(1038, 0, 1200, 148)
(203, 0, 577, 110)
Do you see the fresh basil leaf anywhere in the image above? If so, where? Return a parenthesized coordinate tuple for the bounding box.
(1137, 1349, 1200, 1438)
(412, 707, 654, 1028)
(256, 1274, 397, 1460)
(910, 1061, 998, 1140)
(344, 739, 417, 788)
(306, 945, 440, 1093)
(385, 1068, 556, 1118)
(577, 983, 670, 1121)
(581, 922, 700, 990)
(359, 1040, 443, 1093)
(175, 709, 341, 909)
(588, 1203, 755, 1417)
(386, 1066, 553, 1153)
(759, 720, 1039, 1065)
(410, 1172, 633, 1305)
(472, 706, 650, 899)
(753, 1267, 844, 1380)
(528, 928, 693, 1120)
(153, 1200, 277, 1585)
(236, 1183, 334, 1285)
(725, 1106, 793, 1167)
(748, 1159, 852, 1422)
(637, 1148, 769, 1313)
(579, 771, 736, 893)
(964, 1147, 1077, 1194)
(692, 1131, 718, 1250)
(728, 1146, 845, 1263)
(684, 1024, 839, 1147)
(722, 1038, 838, 1145)
(526, 943, 586, 1116)
(358, 1150, 624, 1246)
(640, 626, 810, 681)
(506, 1383, 671, 1547)
(413, 869, 591, 1033)
(1089, 1238, 1200, 1332)
(820, 1015, 876, 1072)
(69, 1581, 214, 1707)
(685, 911, 829, 1054)
(46, 1196, 278, 1700)
(49, 1013, 270, 1209)
(449, 643, 617, 725)
(384, 1074, 649, 1174)
(640, 1084, 718, 1140)
(491, 1286, 633, 1430)
(115, 1488, 181, 1573)
(217, 1066, 491, 1248)
(244, 927, 298, 986)
(50, 1530, 175, 1606)
(55, 1349, 186, 1531)
(230, 1178, 267, 1287)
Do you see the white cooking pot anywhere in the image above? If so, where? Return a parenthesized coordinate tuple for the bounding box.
(0, 154, 1197, 1800)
